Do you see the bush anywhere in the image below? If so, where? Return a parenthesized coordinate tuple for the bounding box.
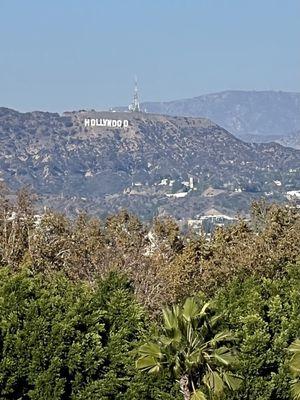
(215, 263, 300, 400)
(0, 269, 148, 399)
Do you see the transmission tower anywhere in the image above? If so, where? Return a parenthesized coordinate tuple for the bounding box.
(129, 76, 141, 112)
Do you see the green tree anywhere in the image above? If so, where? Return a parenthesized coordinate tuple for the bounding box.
(288, 339, 300, 400)
(0, 269, 147, 399)
(215, 263, 300, 400)
(136, 297, 241, 400)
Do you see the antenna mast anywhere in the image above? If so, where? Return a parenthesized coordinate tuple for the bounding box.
(129, 76, 141, 112)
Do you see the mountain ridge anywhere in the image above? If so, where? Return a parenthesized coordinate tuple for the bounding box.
(0, 107, 299, 220)
(115, 90, 300, 147)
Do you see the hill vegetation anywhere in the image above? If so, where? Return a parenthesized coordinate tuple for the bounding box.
(1, 108, 299, 221)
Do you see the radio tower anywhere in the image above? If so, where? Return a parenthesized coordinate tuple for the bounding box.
(129, 76, 141, 112)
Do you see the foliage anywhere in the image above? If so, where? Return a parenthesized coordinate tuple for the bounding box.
(1, 186, 300, 312)
(0, 269, 154, 399)
(165, 202, 300, 302)
(136, 297, 241, 399)
(215, 263, 300, 400)
(288, 339, 300, 400)
(0, 185, 300, 398)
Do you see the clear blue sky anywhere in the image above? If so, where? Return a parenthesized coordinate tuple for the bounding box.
(0, 0, 299, 112)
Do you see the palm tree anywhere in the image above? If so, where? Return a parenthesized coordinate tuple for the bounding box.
(288, 339, 300, 400)
(136, 297, 241, 400)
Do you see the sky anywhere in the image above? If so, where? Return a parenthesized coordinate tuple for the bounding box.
(0, 0, 299, 112)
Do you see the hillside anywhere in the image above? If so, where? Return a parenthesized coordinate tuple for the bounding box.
(0, 107, 299, 220)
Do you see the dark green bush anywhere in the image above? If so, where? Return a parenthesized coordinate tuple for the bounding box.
(215, 263, 300, 400)
(0, 270, 139, 399)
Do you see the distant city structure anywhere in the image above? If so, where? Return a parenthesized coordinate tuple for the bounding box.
(128, 76, 141, 112)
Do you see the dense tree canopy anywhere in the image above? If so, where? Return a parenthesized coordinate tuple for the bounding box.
(0, 186, 299, 398)
(0, 270, 148, 399)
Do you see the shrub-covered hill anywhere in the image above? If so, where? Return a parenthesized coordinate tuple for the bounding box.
(1, 107, 300, 220)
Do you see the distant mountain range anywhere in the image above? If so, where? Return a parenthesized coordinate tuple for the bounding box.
(276, 130, 300, 149)
(0, 107, 299, 220)
(116, 90, 300, 148)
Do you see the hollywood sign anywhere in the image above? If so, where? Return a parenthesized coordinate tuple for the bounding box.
(84, 118, 129, 128)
